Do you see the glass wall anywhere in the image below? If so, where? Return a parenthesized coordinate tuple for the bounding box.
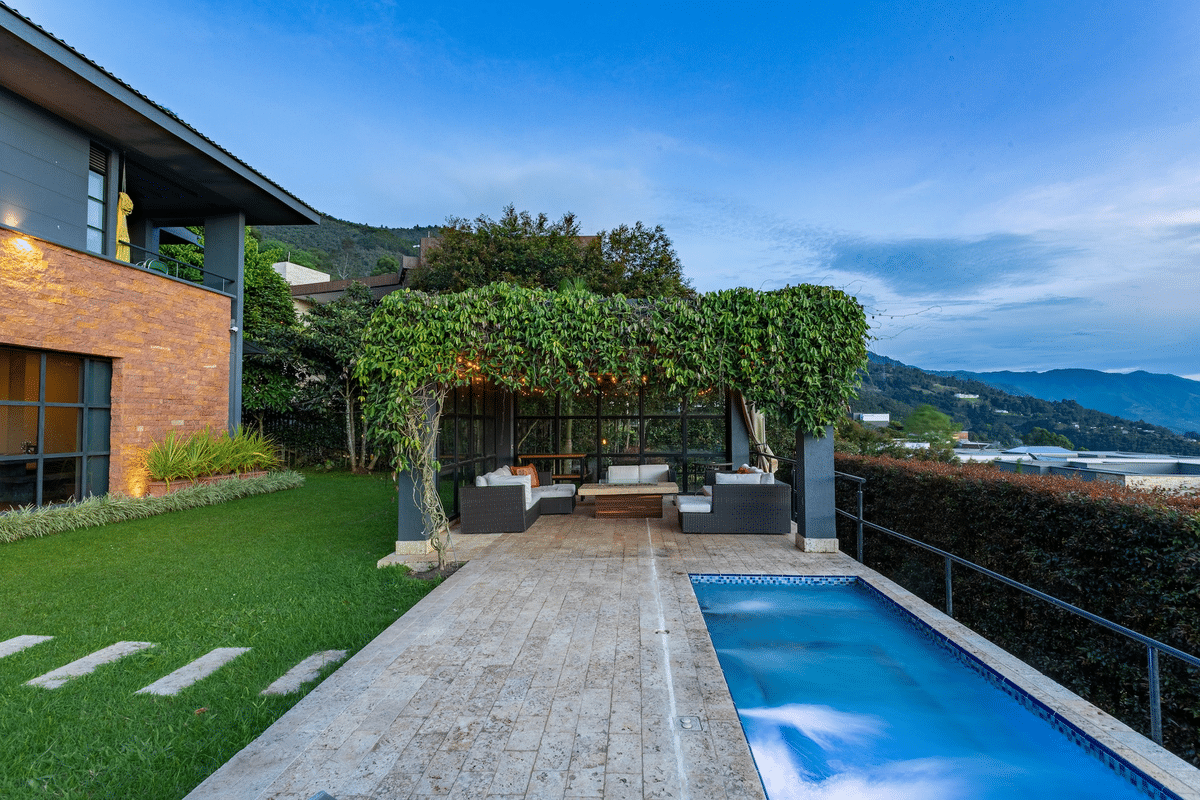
(515, 384, 728, 493)
(437, 383, 504, 519)
(1, 346, 111, 511)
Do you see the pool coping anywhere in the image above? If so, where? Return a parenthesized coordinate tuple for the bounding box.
(690, 570, 1200, 800)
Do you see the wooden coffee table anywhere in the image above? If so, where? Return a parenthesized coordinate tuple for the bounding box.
(577, 482, 678, 518)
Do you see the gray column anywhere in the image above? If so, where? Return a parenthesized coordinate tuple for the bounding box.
(728, 393, 750, 468)
(395, 471, 431, 554)
(794, 424, 838, 552)
(203, 213, 245, 433)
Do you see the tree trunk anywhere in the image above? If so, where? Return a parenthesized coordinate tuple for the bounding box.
(344, 375, 361, 473)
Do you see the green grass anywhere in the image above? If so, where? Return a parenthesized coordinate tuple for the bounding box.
(0, 471, 435, 799)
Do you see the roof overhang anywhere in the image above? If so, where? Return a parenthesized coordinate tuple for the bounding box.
(0, 5, 321, 227)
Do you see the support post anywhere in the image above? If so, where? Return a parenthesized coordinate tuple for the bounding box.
(204, 212, 245, 433)
(395, 471, 433, 555)
(794, 424, 838, 552)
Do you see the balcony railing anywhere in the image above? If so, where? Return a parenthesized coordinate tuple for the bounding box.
(833, 469, 1200, 746)
(125, 243, 235, 294)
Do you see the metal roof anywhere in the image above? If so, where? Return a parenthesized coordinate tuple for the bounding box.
(0, 3, 322, 227)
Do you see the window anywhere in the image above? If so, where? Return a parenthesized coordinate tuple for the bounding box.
(86, 143, 108, 255)
(0, 346, 111, 510)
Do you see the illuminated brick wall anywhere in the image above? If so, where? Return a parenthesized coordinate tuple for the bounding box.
(0, 227, 231, 497)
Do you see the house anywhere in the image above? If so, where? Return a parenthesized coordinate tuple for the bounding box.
(0, 5, 320, 508)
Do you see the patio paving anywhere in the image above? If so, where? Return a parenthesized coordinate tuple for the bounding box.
(185, 501, 857, 799)
(184, 499, 1200, 800)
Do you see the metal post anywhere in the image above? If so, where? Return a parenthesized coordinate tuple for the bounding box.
(856, 483, 864, 563)
(945, 558, 954, 618)
(1148, 645, 1162, 744)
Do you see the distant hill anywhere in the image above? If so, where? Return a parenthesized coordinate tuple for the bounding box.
(929, 367, 1200, 436)
(254, 216, 440, 280)
(857, 353, 1200, 455)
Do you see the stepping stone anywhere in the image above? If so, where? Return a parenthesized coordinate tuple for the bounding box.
(26, 641, 155, 689)
(135, 647, 250, 696)
(260, 650, 348, 696)
(0, 635, 53, 659)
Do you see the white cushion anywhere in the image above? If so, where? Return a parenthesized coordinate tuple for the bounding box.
(474, 476, 488, 487)
(607, 465, 640, 484)
(677, 496, 712, 514)
(638, 464, 670, 483)
(760, 473, 775, 484)
(533, 484, 576, 499)
(488, 474, 533, 507)
(715, 472, 761, 485)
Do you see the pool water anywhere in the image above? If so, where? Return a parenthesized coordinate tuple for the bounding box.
(692, 576, 1171, 800)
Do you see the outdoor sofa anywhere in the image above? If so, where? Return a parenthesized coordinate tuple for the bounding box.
(459, 466, 576, 533)
(677, 469, 792, 534)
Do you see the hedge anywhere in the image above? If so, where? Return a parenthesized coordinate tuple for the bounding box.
(834, 455, 1200, 767)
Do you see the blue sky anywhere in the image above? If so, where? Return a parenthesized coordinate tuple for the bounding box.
(16, 1, 1200, 378)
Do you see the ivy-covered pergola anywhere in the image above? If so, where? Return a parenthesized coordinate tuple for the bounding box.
(357, 282, 868, 558)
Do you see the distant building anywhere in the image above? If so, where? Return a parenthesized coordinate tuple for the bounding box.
(853, 413, 890, 427)
(955, 446, 1200, 492)
(954, 393, 979, 399)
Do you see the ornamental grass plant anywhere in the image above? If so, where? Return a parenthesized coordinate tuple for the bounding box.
(142, 428, 283, 488)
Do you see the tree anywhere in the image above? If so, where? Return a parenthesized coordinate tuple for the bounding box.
(300, 281, 377, 473)
(1024, 426, 1075, 449)
(372, 254, 401, 276)
(409, 205, 693, 297)
(901, 404, 959, 461)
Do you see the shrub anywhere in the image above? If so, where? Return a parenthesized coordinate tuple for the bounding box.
(834, 455, 1200, 767)
(142, 428, 282, 484)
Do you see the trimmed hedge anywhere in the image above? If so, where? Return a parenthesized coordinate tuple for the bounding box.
(0, 471, 305, 544)
(834, 455, 1200, 767)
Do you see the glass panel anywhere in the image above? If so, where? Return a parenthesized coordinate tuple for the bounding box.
(687, 417, 725, 453)
(644, 384, 682, 415)
(43, 407, 80, 453)
(601, 418, 640, 454)
(457, 417, 471, 459)
(515, 419, 554, 455)
(86, 456, 109, 498)
(87, 170, 105, 199)
(87, 197, 104, 229)
(438, 417, 455, 458)
(472, 389, 483, 417)
(472, 419, 482, 458)
(1, 406, 39, 455)
(645, 418, 683, 453)
(600, 385, 639, 417)
(0, 460, 37, 511)
(689, 387, 724, 414)
(438, 471, 456, 515)
(482, 414, 496, 457)
(516, 391, 554, 416)
(86, 227, 103, 253)
(45, 354, 82, 403)
(560, 391, 597, 417)
(87, 408, 111, 452)
(559, 417, 596, 455)
(42, 457, 80, 505)
(86, 360, 112, 406)
(0, 348, 40, 401)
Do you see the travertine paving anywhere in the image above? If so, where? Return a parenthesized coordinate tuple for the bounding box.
(185, 501, 1200, 800)
(26, 640, 155, 689)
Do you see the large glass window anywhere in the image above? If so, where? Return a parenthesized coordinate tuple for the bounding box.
(436, 383, 504, 518)
(0, 347, 111, 511)
(515, 386, 729, 492)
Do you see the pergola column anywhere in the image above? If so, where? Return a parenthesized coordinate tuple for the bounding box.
(203, 212, 244, 433)
(794, 424, 839, 552)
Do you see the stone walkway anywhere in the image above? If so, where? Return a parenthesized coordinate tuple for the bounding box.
(185, 501, 1200, 800)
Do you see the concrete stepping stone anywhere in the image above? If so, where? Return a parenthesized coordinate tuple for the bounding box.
(26, 641, 155, 689)
(260, 649, 348, 696)
(0, 635, 53, 659)
(136, 647, 250, 696)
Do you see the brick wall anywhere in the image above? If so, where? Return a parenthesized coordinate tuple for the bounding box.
(0, 228, 231, 497)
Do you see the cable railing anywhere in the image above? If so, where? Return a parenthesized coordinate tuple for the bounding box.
(125, 243, 235, 294)
(833, 469, 1200, 746)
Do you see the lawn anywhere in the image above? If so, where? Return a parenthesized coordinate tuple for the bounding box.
(0, 471, 436, 799)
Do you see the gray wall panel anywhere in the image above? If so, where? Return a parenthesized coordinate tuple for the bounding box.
(0, 88, 89, 249)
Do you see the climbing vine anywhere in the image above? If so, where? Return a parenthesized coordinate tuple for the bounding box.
(356, 282, 868, 550)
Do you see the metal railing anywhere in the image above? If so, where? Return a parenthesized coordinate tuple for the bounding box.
(125, 243, 235, 293)
(834, 470, 1200, 745)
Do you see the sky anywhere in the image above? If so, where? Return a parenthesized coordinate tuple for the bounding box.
(14, 1, 1200, 379)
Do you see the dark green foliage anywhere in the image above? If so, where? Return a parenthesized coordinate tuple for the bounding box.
(834, 455, 1200, 767)
(257, 216, 435, 279)
(1025, 426, 1076, 449)
(373, 254, 401, 275)
(408, 205, 693, 297)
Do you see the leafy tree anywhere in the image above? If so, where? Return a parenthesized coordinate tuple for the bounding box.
(1024, 426, 1075, 449)
(300, 281, 378, 473)
(409, 205, 693, 297)
(372, 254, 401, 276)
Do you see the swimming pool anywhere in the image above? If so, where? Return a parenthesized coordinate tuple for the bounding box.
(692, 575, 1181, 800)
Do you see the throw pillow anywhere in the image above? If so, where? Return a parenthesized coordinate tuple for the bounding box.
(510, 463, 540, 487)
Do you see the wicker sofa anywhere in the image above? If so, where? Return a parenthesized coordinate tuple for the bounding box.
(459, 467, 576, 534)
(677, 472, 791, 534)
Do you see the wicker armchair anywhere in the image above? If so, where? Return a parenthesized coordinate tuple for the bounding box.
(459, 470, 576, 534)
(678, 482, 791, 534)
